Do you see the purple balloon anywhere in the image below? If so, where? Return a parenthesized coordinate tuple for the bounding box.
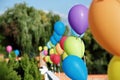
(68, 4, 88, 35)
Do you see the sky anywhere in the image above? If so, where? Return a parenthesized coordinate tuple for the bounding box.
(0, 0, 92, 24)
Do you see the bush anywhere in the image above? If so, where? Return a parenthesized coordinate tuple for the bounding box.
(0, 54, 41, 80)
(0, 62, 21, 80)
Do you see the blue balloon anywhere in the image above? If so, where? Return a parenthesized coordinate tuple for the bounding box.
(53, 32, 62, 42)
(50, 36, 57, 45)
(47, 41, 51, 49)
(54, 21, 66, 35)
(62, 55, 88, 80)
(46, 41, 55, 49)
(14, 49, 20, 56)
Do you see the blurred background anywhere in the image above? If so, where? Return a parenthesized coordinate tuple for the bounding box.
(0, 0, 112, 76)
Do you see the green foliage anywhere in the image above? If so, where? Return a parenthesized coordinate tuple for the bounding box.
(64, 25, 70, 36)
(0, 34, 5, 43)
(0, 62, 21, 80)
(0, 45, 7, 55)
(82, 28, 112, 74)
(9, 51, 16, 58)
(19, 54, 41, 80)
(0, 54, 41, 80)
(0, 34, 7, 55)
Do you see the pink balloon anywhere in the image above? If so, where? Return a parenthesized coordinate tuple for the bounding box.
(43, 50, 48, 56)
(60, 36, 67, 50)
(6, 45, 12, 53)
(53, 54, 61, 65)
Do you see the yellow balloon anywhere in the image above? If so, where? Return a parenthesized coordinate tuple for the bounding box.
(38, 46, 42, 51)
(44, 46, 48, 51)
(56, 43, 64, 55)
(62, 52, 68, 60)
(49, 49, 54, 55)
(108, 56, 120, 80)
(44, 56, 49, 62)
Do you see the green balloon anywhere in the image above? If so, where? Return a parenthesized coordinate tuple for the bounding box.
(62, 52, 68, 60)
(49, 41, 55, 48)
(64, 36, 85, 58)
(48, 56, 53, 64)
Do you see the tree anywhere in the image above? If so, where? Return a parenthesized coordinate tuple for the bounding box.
(82, 28, 113, 74)
(0, 3, 61, 56)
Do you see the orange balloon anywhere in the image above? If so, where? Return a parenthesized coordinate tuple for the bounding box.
(56, 43, 64, 55)
(89, 0, 120, 56)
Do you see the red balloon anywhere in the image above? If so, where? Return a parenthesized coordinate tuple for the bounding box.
(60, 36, 67, 50)
(50, 54, 55, 62)
(53, 54, 61, 65)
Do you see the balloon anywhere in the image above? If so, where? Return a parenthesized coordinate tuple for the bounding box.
(71, 28, 79, 37)
(62, 55, 88, 80)
(53, 54, 61, 65)
(89, 0, 120, 56)
(71, 29, 85, 38)
(43, 50, 48, 56)
(108, 56, 120, 80)
(68, 4, 88, 35)
(43, 57, 46, 62)
(49, 49, 54, 55)
(56, 43, 64, 55)
(49, 41, 55, 48)
(50, 54, 55, 62)
(44, 56, 49, 62)
(53, 32, 62, 42)
(59, 36, 67, 50)
(64, 36, 85, 58)
(14, 49, 20, 56)
(54, 21, 66, 35)
(48, 56, 53, 64)
(46, 41, 51, 49)
(80, 33, 85, 38)
(50, 36, 57, 45)
(6, 45, 12, 53)
(43, 46, 48, 51)
(44, 55, 53, 64)
(38, 46, 42, 51)
(62, 52, 68, 60)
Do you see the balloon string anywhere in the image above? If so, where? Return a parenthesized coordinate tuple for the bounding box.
(58, 64, 60, 79)
(8, 53, 11, 58)
(54, 64, 56, 74)
(51, 64, 54, 72)
(78, 35, 81, 38)
(84, 55, 86, 64)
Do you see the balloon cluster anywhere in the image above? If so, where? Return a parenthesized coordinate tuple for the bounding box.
(89, 1, 120, 80)
(39, 46, 61, 65)
(47, 21, 66, 48)
(6, 45, 20, 57)
(39, 21, 66, 67)
(61, 4, 89, 80)
(39, 4, 89, 80)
